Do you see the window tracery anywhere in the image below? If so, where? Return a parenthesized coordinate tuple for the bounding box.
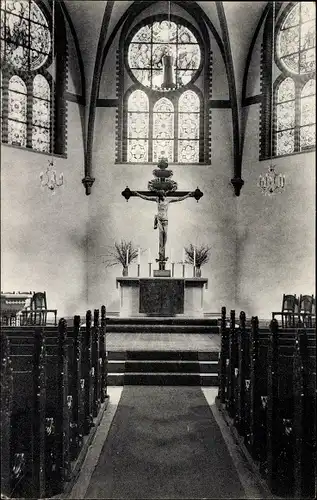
(271, 2, 315, 157)
(118, 13, 209, 164)
(1, 0, 66, 155)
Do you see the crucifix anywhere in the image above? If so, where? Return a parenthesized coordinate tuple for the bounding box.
(122, 158, 203, 272)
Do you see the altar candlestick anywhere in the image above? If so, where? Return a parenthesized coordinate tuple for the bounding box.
(193, 248, 196, 268)
(172, 263, 175, 277)
(137, 247, 141, 265)
(126, 248, 129, 267)
(149, 263, 152, 277)
(170, 248, 174, 264)
(137, 264, 140, 277)
(182, 263, 185, 278)
(148, 248, 151, 263)
(182, 248, 185, 264)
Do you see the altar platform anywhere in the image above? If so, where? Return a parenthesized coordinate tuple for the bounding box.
(106, 331, 221, 352)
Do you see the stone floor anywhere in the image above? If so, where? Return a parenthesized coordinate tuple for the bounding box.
(105, 332, 221, 351)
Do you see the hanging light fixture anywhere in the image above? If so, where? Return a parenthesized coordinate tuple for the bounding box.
(161, 1, 176, 90)
(258, 1, 285, 196)
(40, 0, 63, 194)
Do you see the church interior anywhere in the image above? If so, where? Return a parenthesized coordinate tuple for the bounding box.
(1, 1, 316, 499)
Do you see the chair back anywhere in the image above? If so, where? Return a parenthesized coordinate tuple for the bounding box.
(298, 294, 314, 314)
(282, 294, 297, 313)
(30, 292, 47, 310)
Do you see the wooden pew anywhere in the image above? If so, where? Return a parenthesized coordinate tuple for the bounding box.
(217, 311, 316, 497)
(3, 321, 70, 497)
(1, 307, 108, 498)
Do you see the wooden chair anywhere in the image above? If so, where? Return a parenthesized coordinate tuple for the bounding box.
(281, 294, 298, 327)
(298, 294, 314, 327)
(22, 292, 57, 326)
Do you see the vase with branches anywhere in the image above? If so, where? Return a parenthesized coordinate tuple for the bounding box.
(184, 243, 211, 277)
(103, 240, 139, 276)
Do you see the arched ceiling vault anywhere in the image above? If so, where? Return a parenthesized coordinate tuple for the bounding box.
(63, 0, 268, 195)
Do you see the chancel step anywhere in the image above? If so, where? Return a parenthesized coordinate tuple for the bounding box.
(107, 350, 219, 386)
(106, 324, 219, 333)
(106, 317, 218, 325)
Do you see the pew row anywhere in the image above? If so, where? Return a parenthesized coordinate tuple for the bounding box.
(217, 306, 316, 498)
(0, 306, 108, 499)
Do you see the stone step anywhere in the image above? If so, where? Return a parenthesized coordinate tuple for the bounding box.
(107, 373, 219, 386)
(106, 349, 219, 386)
(108, 360, 219, 374)
(107, 350, 219, 361)
(106, 325, 219, 333)
(106, 317, 219, 326)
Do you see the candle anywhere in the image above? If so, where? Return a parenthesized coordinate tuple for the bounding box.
(137, 247, 141, 265)
(182, 248, 185, 264)
(126, 248, 129, 267)
(170, 248, 173, 264)
(148, 248, 151, 263)
(193, 248, 196, 268)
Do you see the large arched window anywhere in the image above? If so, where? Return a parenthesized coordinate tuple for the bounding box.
(117, 13, 210, 164)
(274, 2, 316, 155)
(0, 0, 66, 154)
(261, 2, 315, 158)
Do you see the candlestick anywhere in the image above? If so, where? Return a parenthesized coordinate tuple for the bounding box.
(193, 248, 196, 268)
(182, 248, 185, 264)
(172, 263, 175, 277)
(137, 247, 141, 265)
(182, 264, 185, 278)
(170, 248, 173, 264)
(126, 248, 129, 267)
(137, 264, 140, 277)
(149, 263, 152, 277)
(148, 248, 151, 263)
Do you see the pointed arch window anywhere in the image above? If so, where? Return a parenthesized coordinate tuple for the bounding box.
(261, 2, 315, 158)
(32, 74, 51, 152)
(300, 79, 315, 149)
(153, 98, 174, 162)
(127, 90, 149, 162)
(8, 75, 27, 147)
(178, 90, 200, 163)
(276, 77, 295, 155)
(118, 13, 210, 164)
(1, 0, 67, 155)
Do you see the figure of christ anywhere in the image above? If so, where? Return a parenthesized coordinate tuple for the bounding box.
(132, 190, 196, 266)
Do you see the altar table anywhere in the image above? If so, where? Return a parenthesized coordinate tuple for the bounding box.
(116, 277, 208, 317)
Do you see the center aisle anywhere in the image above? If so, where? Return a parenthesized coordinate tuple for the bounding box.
(84, 386, 247, 499)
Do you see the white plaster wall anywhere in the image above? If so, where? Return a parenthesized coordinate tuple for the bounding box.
(1, 101, 88, 317)
(237, 103, 315, 319)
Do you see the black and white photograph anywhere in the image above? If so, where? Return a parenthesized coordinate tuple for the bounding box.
(1, 1, 316, 499)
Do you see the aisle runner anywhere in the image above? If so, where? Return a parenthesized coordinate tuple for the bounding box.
(85, 386, 246, 499)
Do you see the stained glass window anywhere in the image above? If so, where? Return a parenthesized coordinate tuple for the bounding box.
(127, 90, 149, 162)
(1, 1, 55, 153)
(8, 75, 27, 146)
(0, 0, 51, 70)
(122, 15, 206, 163)
(278, 2, 315, 74)
(270, 2, 316, 157)
(300, 79, 315, 149)
(276, 78, 295, 155)
(32, 74, 50, 152)
(153, 98, 174, 162)
(127, 19, 201, 91)
(178, 90, 200, 163)
(126, 89, 201, 162)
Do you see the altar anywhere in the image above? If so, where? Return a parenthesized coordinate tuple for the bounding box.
(116, 277, 208, 317)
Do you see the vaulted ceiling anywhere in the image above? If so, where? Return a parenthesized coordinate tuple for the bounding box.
(62, 1, 269, 195)
(64, 1, 267, 104)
